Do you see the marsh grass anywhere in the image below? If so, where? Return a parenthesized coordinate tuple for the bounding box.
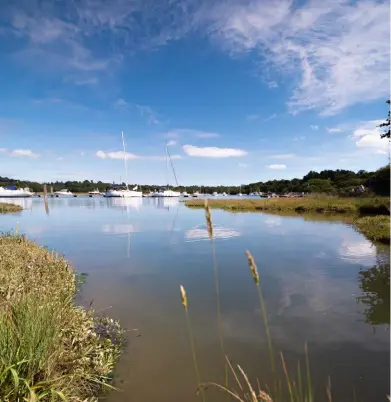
(0, 202, 22, 213)
(185, 196, 390, 216)
(0, 234, 123, 401)
(354, 215, 390, 244)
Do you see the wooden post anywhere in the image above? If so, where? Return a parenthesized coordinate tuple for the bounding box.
(42, 183, 49, 214)
(50, 185, 54, 196)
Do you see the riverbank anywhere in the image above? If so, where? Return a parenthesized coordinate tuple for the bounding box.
(185, 196, 390, 214)
(0, 234, 123, 401)
(185, 196, 390, 244)
(0, 202, 22, 213)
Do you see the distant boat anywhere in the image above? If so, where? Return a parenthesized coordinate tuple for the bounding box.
(221, 192, 228, 196)
(193, 191, 200, 197)
(0, 185, 33, 198)
(181, 192, 189, 197)
(151, 142, 180, 198)
(104, 131, 142, 198)
(88, 189, 102, 196)
(54, 189, 73, 197)
(212, 192, 219, 196)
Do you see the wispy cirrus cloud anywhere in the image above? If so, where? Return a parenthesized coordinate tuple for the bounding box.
(183, 144, 247, 158)
(4, 0, 389, 116)
(204, 0, 390, 115)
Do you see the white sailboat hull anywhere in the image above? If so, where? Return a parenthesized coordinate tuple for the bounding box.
(0, 189, 33, 198)
(104, 190, 142, 197)
(151, 190, 180, 197)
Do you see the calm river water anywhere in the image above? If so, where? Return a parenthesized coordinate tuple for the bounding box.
(1, 196, 389, 402)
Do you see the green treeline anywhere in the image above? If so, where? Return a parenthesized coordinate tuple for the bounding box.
(0, 165, 389, 195)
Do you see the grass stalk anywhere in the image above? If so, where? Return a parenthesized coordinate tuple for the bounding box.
(246, 251, 276, 374)
(204, 200, 229, 394)
(180, 285, 206, 402)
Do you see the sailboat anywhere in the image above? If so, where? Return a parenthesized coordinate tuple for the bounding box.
(151, 142, 180, 197)
(104, 131, 142, 198)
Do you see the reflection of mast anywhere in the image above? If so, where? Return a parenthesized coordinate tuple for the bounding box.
(122, 130, 129, 190)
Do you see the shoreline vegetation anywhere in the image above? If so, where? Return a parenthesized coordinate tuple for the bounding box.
(0, 234, 123, 401)
(185, 196, 390, 244)
(0, 202, 22, 213)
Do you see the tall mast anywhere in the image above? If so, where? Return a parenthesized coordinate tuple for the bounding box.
(122, 130, 129, 190)
(166, 143, 179, 187)
(165, 142, 169, 188)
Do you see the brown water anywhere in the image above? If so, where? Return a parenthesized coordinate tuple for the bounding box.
(1, 196, 389, 402)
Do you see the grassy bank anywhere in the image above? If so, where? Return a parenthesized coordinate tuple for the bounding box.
(0, 234, 123, 401)
(0, 202, 22, 213)
(185, 196, 390, 215)
(354, 215, 390, 244)
(185, 196, 390, 245)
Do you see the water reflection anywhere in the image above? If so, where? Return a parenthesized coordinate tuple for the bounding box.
(358, 262, 390, 326)
(107, 197, 143, 211)
(0, 197, 32, 210)
(185, 224, 241, 242)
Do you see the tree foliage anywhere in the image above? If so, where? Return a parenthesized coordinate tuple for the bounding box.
(379, 99, 390, 139)
(0, 166, 389, 195)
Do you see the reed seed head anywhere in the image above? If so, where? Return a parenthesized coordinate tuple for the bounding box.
(246, 250, 259, 286)
(204, 199, 213, 240)
(180, 285, 188, 309)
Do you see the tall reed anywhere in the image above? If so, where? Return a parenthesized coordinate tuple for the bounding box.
(180, 285, 206, 402)
(245, 250, 275, 374)
(204, 200, 229, 392)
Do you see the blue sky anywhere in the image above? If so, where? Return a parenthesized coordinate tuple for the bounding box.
(0, 0, 389, 185)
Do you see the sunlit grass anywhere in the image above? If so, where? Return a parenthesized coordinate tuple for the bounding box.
(185, 196, 390, 215)
(0, 202, 22, 213)
(354, 215, 390, 244)
(0, 234, 123, 401)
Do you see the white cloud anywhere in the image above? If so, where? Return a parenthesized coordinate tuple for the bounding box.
(166, 140, 177, 146)
(96, 150, 140, 160)
(327, 127, 342, 133)
(352, 120, 390, 154)
(267, 164, 286, 170)
(310, 125, 319, 130)
(238, 162, 248, 168)
(206, 0, 390, 115)
(0, 148, 7, 152)
(269, 153, 295, 159)
(183, 144, 247, 158)
(163, 129, 220, 139)
(96, 150, 183, 160)
(11, 149, 40, 158)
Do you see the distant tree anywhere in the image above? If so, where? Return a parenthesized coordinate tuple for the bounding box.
(379, 99, 390, 139)
(306, 178, 335, 193)
(368, 165, 390, 195)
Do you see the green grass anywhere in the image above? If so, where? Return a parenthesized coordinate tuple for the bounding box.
(0, 234, 123, 401)
(0, 203, 22, 213)
(354, 215, 390, 244)
(185, 196, 390, 215)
